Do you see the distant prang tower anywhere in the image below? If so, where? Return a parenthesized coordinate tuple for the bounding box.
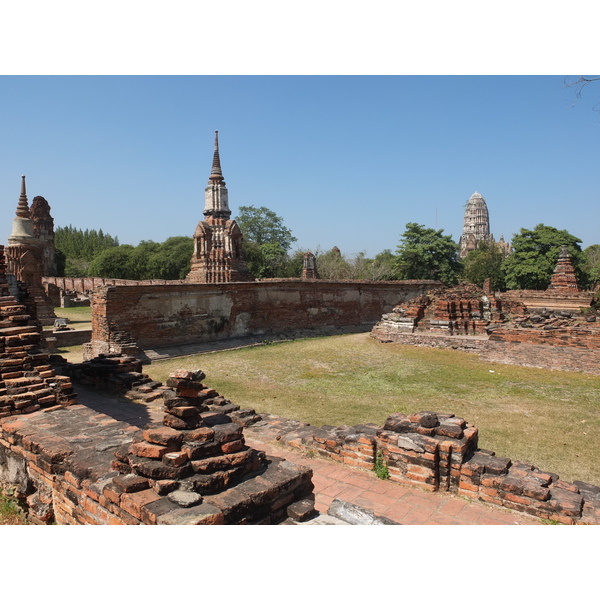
(186, 131, 252, 283)
(457, 191, 512, 259)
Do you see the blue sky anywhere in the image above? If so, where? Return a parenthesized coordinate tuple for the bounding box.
(1, 75, 598, 257)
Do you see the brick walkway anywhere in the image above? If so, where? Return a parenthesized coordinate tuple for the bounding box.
(74, 386, 542, 525)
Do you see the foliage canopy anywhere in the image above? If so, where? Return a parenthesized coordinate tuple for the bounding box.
(501, 224, 586, 290)
(235, 205, 297, 278)
(394, 223, 461, 285)
(461, 241, 506, 290)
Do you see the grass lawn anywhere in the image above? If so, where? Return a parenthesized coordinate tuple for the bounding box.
(144, 332, 600, 486)
(53, 344, 85, 363)
(44, 306, 92, 330)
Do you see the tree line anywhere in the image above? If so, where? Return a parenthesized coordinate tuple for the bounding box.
(54, 210, 600, 291)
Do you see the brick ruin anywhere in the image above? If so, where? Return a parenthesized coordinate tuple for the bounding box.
(302, 251, 319, 279)
(82, 279, 443, 360)
(3, 348, 599, 524)
(372, 250, 599, 374)
(5, 176, 57, 325)
(247, 409, 600, 524)
(0, 309, 317, 525)
(0, 245, 76, 419)
(0, 363, 315, 525)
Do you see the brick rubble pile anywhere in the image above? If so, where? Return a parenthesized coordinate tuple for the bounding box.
(0, 245, 76, 417)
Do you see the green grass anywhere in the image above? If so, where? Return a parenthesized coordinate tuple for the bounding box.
(144, 333, 600, 486)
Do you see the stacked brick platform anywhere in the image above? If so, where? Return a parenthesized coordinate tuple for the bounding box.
(378, 411, 479, 491)
(0, 370, 315, 525)
(112, 369, 266, 498)
(0, 245, 77, 418)
(63, 354, 166, 402)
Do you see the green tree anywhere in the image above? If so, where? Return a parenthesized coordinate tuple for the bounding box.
(243, 241, 289, 279)
(55, 225, 119, 276)
(461, 241, 506, 290)
(88, 237, 194, 280)
(502, 224, 586, 290)
(394, 223, 461, 285)
(235, 206, 297, 278)
(236, 206, 297, 251)
(315, 247, 352, 280)
(371, 249, 399, 280)
(583, 245, 600, 290)
(147, 236, 193, 280)
(88, 245, 138, 279)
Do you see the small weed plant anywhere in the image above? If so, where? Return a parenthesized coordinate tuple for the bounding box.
(0, 489, 27, 525)
(373, 451, 390, 480)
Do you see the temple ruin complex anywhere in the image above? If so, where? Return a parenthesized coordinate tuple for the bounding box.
(372, 248, 599, 375)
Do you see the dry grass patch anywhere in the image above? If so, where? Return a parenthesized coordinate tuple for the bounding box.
(0, 491, 28, 525)
(145, 333, 599, 485)
(44, 306, 92, 331)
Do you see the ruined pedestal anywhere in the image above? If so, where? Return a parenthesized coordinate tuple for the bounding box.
(110, 369, 314, 524)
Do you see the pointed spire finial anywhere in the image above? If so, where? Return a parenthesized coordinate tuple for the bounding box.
(209, 130, 224, 183)
(16, 175, 31, 218)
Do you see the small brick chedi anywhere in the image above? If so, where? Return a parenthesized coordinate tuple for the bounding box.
(6, 176, 43, 287)
(547, 245, 580, 291)
(186, 131, 252, 283)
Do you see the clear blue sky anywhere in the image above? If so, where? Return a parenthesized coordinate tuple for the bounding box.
(1, 75, 598, 257)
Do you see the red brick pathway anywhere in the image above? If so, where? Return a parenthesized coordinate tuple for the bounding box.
(245, 434, 543, 525)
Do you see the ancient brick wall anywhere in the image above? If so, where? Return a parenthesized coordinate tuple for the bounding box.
(501, 289, 595, 312)
(483, 328, 600, 373)
(86, 280, 442, 357)
(42, 277, 187, 295)
(245, 410, 600, 524)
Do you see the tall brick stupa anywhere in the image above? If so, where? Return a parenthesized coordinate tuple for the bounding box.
(186, 131, 252, 283)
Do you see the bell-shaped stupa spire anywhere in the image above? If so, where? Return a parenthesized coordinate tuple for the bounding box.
(16, 175, 31, 218)
(209, 130, 225, 184)
(9, 175, 38, 244)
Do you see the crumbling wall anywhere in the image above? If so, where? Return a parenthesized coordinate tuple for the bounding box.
(85, 280, 442, 358)
(372, 283, 600, 374)
(245, 410, 600, 525)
